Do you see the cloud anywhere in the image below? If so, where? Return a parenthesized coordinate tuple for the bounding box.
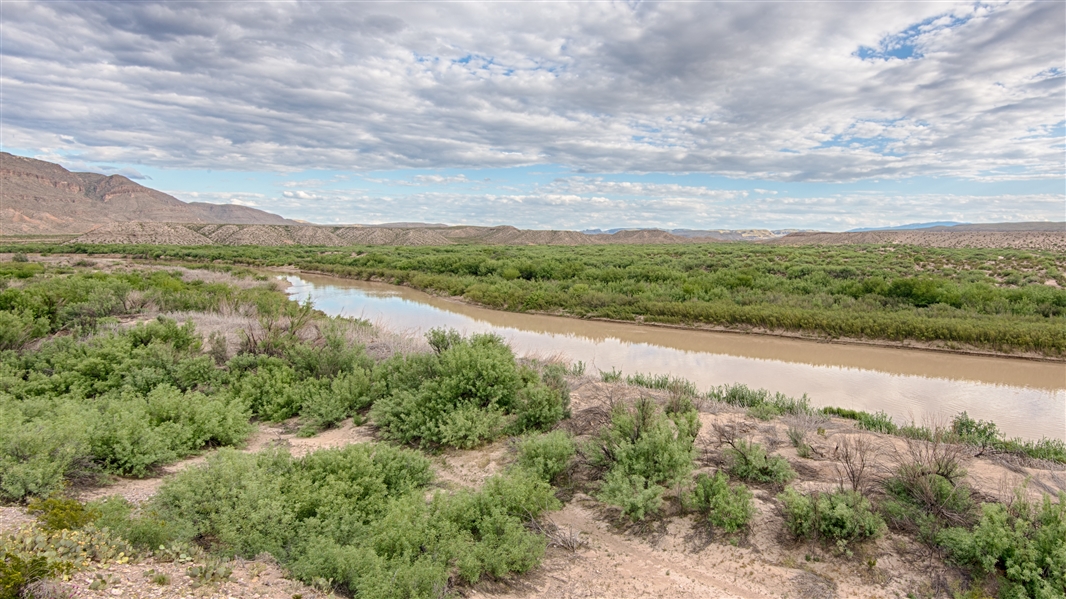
(175, 191, 265, 207)
(228, 186, 1064, 232)
(412, 174, 471, 185)
(1, 1, 1060, 182)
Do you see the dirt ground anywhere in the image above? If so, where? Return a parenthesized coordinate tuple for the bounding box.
(7, 374, 1063, 599)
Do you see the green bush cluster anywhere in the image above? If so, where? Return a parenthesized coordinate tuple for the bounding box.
(138, 444, 558, 598)
(819, 407, 898, 434)
(689, 472, 754, 533)
(938, 492, 1065, 599)
(369, 330, 569, 448)
(0, 272, 381, 501)
(516, 430, 576, 483)
(778, 488, 885, 551)
(723, 439, 795, 485)
(590, 397, 700, 521)
(0, 317, 255, 499)
(0, 265, 275, 349)
(15, 243, 1064, 354)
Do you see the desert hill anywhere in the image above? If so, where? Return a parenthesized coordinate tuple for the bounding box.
(770, 227, 1066, 251)
(68, 222, 734, 246)
(0, 152, 298, 235)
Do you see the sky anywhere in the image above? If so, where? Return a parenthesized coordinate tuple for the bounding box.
(2, 0, 1064, 231)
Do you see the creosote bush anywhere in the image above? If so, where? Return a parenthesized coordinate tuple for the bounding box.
(689, 472, 754, 534)
(369, 329, 569, 448)
(722, 439, 795, 485)
(516, 430, 576, 484)
(590, 396, 699, 521)
(778, 487, 885, 552)
(142, 444, 559, 598)
(937, 491, 1065, 599)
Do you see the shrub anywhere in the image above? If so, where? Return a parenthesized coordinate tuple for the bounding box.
(778, 487, 815, 539)
(26, 496, 98, 532)
(938, 492, 1065, 599)
(723, 440, 795, 485)
(598, 471, 664, 522)
(778, 488, 885, 550)
(882, 432, 975, 541)
(370, 331, 567, 448)
(1, 550, 59, 599)
(708, 384, 812, 417)
(151, 443, 558, 597)
(516, 431, 576, 483)
(689, 472, 754, 533)
(814, 491, 885, 548)
(591, 397, 699, 520)
(91, 496, 182, 550)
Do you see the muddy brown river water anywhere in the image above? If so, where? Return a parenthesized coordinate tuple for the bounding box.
(283, 274, 1066, 441)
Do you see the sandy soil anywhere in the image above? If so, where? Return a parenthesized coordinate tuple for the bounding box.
(9, 377, 1065, 598)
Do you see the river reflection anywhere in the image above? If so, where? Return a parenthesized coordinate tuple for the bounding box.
(283, 274, 1066, 441)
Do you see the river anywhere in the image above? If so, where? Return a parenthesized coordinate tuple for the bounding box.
(282, 273, 1066, 442)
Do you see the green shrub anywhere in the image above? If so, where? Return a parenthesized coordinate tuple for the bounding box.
(91, 496, 182, 550)
(814, 490, 885, 547)
(370, 331, 567, 448)
(26, 496, 98, 532)
(151, 443, 557, 598)
(938, 492, 1065, 599)
(778, 488, 885, 550)
(598, 471, 664, 522)
(516, 430, 576, 483)
(778, 487, 815, 539)
(591, 397, 699, 520)
(724, 440, 795, 485)
(1, 550, 59, 599)
(689, 472, 754, 533)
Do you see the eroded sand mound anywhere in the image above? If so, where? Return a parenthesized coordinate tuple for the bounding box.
(772, 230, 1066, 250)
(288, 226, 345, 246)
(335, 227, 453, 246)
(607, 229, 693, 244)
(70, 222, 214, 245)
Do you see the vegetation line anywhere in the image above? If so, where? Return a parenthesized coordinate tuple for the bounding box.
(5, 241, 1061, 356)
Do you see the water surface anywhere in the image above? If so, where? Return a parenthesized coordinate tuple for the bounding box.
(284, 274, 1066, 441)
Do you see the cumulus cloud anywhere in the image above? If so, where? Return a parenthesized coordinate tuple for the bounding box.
(223, 186, 1063, 231)
(177, 191, 265, 207)
(2, 1, 1061, 182)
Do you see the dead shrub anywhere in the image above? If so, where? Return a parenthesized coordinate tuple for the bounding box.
(834, 434, 878, 493)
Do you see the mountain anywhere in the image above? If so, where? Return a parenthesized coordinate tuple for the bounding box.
(846, 221, 966, 232)
(0, 152, 299, 235)
(581, 227, 800, 241)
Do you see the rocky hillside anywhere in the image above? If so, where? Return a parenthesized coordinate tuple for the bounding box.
(68, 222, 733, 246)
(0, 152, 298, 234)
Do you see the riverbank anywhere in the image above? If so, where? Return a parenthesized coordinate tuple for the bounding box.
(288, 267, 1066, 363)
(5, 241, 1063, 357)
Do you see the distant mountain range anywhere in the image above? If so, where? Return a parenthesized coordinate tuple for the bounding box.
(847, 221, 1063, 233)
(847, 221, 966, 232)
(581, 227, 810, 241)
(0, 152, 298, 235)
